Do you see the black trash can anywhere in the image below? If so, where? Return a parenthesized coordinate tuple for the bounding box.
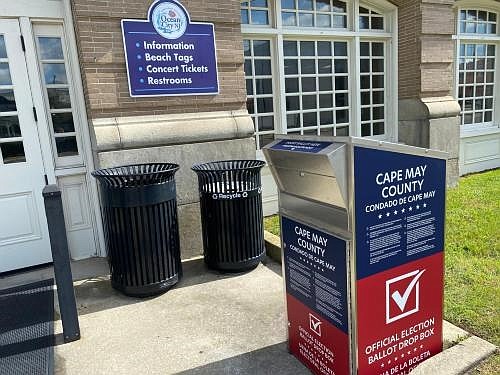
(192, 160, 266, 272)
(92, 163, 181, 297)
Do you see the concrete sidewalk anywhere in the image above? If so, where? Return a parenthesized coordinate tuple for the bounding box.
(54, 258, 308, 375)
(3, 256, 496, 374)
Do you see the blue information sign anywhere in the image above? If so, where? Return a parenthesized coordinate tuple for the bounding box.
(282, 216, 348, 333)
(354, 146, 446, 280)
(121, 0, 219, 97)
(271, 140, 333, 154)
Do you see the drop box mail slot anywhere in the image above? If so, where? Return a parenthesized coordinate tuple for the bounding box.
(263, 136, 447, 375)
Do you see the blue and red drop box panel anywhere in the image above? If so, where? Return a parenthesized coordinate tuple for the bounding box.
(281, 145, 446, 375)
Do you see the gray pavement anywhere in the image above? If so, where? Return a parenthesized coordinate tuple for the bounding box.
(54, 257, 309, 375)
(4, 256, 495, 374)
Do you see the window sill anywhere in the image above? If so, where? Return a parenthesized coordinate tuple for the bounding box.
(461, 124, 500, 138)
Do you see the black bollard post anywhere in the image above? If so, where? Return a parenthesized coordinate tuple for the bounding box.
(42, 185, 80, 343)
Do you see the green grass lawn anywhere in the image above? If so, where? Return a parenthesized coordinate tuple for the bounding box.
(264, 168, 499, 372)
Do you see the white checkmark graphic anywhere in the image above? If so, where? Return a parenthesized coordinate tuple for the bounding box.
(391, 270, 426, 312)
(311, 320, 321, 330)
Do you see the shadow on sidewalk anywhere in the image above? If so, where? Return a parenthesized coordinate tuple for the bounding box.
(176, 342, 308, 375)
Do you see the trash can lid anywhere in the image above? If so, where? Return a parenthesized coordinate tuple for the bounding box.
(191, 160, 265, 173)
(92, 163, 179, 188)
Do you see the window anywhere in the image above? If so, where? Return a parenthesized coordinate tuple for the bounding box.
(244, 39, 276, 148)
(0, 35, 26, 164)
(34, 24, 83, 167)
(455, 6, 500, 129)
(241, 0, 397, 149)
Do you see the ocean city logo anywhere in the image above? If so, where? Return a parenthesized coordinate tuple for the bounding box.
(386, 269, 426, 324)
(152, 1, 188, 39)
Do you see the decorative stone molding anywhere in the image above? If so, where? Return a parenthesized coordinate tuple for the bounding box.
(92, 110, 254, 152)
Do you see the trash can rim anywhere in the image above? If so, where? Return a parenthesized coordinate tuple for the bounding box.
(91, 162, 180, 179)
(191, 159, 266, 173)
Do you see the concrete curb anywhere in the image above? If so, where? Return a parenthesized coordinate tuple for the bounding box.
(412, 336, 497, 375)
(263, 230, 498, 375)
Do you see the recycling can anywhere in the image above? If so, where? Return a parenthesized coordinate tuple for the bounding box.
(92, 163, 181, 297)
(192, 160, 266, 272)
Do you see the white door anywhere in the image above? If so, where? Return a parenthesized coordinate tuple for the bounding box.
(0, 19, 52, 272)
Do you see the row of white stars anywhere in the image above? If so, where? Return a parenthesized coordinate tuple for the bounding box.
(380, 345, 424, 368)
(378, 203, 428, 219)
(299, 257, 326, 272)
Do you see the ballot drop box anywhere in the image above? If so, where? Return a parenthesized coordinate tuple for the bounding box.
(263, 136, 447, 375)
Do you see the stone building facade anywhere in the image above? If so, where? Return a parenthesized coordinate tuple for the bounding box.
(0, 0, 498, 272)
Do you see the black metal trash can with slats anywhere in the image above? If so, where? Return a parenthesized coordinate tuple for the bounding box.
(92, 163, 181, 297)
(192, 160, 266, 272)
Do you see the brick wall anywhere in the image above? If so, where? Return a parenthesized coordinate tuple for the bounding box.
(70, 0, 246, 120)
(391, 0, 455, 99)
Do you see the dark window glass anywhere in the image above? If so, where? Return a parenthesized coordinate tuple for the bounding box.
(56, 136, 78, 157)
(0, 116, 21, 138)
(320, 94, 333, 108)
(285, 78, 299, 93)
(318, 59, 332, 74)
(255, 79, 273, 94)
(301, 59, 316, 74)
(253, 40, 271, 56)
(254, 60, 271, 75)
(318, 42, 332, 56)
(336, 109, 349, 123)
(43, 63, 68, 84)
(302, 77, 316, 91)
(287, 113, 300, 128)
(336, 126, 349, 136)
(335, 93, 348, 107)
(257, 97, 273, 112)
(51, 113, 75, 133)
(259, 134, 275, 148)
(246, 79, 253, 95)
(300, 42, 315, 56)
(302, 112, 317, 127)
(302, 95, 316, 110)
(259, 115, 274, 131)
(319, 77, 333, 91)
(361, 123, 371, 136)
(373, 122, 385, 135)
(0, 90, 16, 112)
(335, 76, 348, 90)
(243, 40, 251, 56)
(334, 42, 347, 56)
(2, 141, 26, 163)
(284, 59, 298, 74)
(47, 88, 71, 109)
(334, 59, 348, 73)
(284, 41, 298, 56)
(286, 96, 300, 111)
(320, 111, 333, 125)
(245, 60, 253, 76)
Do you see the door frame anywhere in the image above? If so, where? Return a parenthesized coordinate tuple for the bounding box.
(1, 0, 105, 260)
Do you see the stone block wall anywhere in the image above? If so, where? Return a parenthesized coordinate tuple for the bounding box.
(70, 0, 255, 259)
(392, 0, 460, 186)
(70, 0, 246, 119)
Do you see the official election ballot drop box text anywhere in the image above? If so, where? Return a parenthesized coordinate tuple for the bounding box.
(263, 136, 447, 375)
